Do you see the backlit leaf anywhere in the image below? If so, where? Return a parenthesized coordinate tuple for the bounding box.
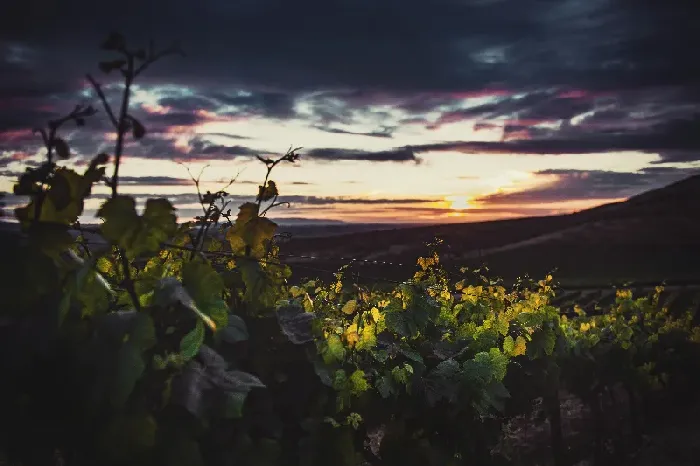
(341, 299, 357, 315)
(180, 320, 205, 361)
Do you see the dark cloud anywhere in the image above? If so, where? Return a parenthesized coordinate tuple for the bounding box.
(474, 167, 700, 205)
(216, 91, 297, 119)
(119, 176, 192, 186)
(314, 126, 394, 139)
(142, 111, 208, 129)
(156, 96, 219, 113)
(410, 113, 700, 157)
(1, 0, 700, 97)
(199, 144, 261, 157)
(304, 147, 419, 163)
(125, 136, 422, 164)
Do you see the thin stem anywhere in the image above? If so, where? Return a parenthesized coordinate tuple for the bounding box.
(85, 74, 119, 128)
(112, 55, 134, 199)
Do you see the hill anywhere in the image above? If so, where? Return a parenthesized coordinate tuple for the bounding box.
(281, 174, 700, 285)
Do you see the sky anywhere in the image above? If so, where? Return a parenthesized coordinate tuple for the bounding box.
(1, 0, 700, 224)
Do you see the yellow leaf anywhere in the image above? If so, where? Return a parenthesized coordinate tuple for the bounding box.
(342, 300, 357, 315)
(513, 335, 527, 356)
(344, 323, 359, 347)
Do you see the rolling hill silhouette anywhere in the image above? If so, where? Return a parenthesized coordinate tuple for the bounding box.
(283, 173, 700, 285)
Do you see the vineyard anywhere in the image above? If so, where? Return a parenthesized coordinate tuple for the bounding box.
(2, 34, 700, 466)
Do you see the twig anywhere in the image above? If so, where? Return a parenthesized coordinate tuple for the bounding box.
(84, 74, 119, 128)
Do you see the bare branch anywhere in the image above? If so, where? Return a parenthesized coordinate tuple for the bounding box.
(134, 42, 185, 77)
(85, 74, 119, 128)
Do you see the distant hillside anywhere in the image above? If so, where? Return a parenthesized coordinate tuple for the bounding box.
(282, 174, 700, 285)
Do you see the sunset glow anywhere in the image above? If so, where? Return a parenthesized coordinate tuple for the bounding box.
(446, 195, 473, 211)
(1, 1, 699, 225)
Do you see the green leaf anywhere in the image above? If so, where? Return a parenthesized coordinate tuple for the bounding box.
(376, 375, 394, 398)
(385, 310, 418, 338)
(180, 320, 205, 361)
(131, 313, 156, 349)
(488, 347, 509, 381)
(154, 277, 217, 331)
(322, 334, 345, 364)
(222, 391, 248, 419)
(98, 195, 140, 245)
(205, 298, 229, 332)
(424, 359, 460, 406)
(348, 370, 369, 395)
(391, 363, 414, 386)
(182, 259, 224, 306)
(239, 260, 277, 310)
(111, 341, 146, 408)
(220, 314, 249, 343)
(98, 196, 177, 256)
(503, 335, 515, 355)
(58, 286, 73, 325)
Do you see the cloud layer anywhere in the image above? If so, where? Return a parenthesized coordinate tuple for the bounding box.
(1, 0, 700, 223)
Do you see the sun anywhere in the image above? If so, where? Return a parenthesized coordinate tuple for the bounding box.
(445, 195, 473, 210)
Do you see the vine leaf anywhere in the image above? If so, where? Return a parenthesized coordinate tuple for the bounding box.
(98, 196, 177, 256)
(180, 320, 205, 361)
(240, 260, 276, 310)
(111, 340, 146, 408)
(342, 300, 357, 315)
(171, 346, 265, 419)
(98, 195, 140, 246)
(223, 392, 248, 419)
(182, 259, 224, 306)
(53, 137, 70, 159)
(225, 202, 277, 257)
(107, 312, 156, 408)
(182, 260, 229, 331)
(423, 359, 461, 406)
(154, 277, 217, 331)
(220, 314, 249, 344)
(256, 180, 278, 202)
(130, 116, 146, 139)
(276, 302, 315, 344)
